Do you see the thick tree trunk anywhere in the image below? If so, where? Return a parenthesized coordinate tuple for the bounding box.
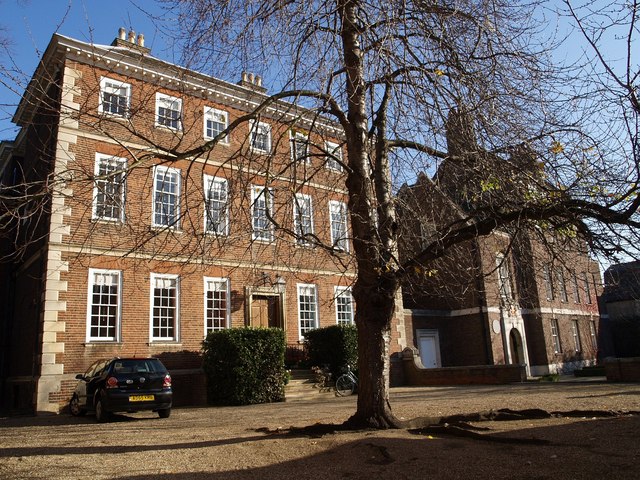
(347, 284, 402, 429)
(337, 0, 403, 429)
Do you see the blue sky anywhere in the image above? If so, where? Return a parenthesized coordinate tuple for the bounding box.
(0, 0, 172, 139)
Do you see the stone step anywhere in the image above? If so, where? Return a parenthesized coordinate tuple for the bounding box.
(285, 369, 335, 401)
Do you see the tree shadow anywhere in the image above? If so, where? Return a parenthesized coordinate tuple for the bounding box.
(100, 415, 640, 480)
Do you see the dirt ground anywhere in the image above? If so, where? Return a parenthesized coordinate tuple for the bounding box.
(1, 380, 639, 479)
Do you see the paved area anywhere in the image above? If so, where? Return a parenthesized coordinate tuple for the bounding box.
(1, 379, 639, 479)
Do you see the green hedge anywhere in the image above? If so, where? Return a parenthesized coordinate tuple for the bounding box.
(304, 324, 358, 378)
(202, 328, 286, 405)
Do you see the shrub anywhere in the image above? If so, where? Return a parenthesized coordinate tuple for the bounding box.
(202, 328, 286, 405)
(304, 324, 357, 378)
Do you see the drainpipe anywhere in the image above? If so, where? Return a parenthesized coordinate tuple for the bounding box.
(499, 304, 510, 364)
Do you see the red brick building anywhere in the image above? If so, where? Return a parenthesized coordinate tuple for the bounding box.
(0, 30, 407, 414)
(398, 143, 602, 378)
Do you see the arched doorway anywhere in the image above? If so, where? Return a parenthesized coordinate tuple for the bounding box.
(509, 328, 525, 365)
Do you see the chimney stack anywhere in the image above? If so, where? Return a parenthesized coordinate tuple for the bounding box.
(111, 27, 151, 54)
(238, 71, 267, 93)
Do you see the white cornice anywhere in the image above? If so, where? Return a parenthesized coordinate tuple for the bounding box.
(52, 242, 356, 278)
(32, 34, 343, 135)
(406, 305, 598, 318)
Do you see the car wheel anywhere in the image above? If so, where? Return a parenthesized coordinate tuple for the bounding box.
(158, 408, 171, 419)
(95, 397, 111, 423)
(69, 395, 86, 417)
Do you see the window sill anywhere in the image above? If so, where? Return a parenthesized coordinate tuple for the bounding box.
(252, 236, 275, 244)
(204, 137, 230, 146)
(90, 217, 125, 225)
(249, 148, 271, 155)
(148, 342, 182, 346)
(98, 112, 130, 121)
(154, 124, 183, 133)
(84, 341, 123, 346)
(151, 225, 182, 233)
(204, 230, 229, 237)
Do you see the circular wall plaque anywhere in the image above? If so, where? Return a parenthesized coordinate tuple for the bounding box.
(492, 320, 501, 334)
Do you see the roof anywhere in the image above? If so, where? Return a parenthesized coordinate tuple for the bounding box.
(603, 261, 640, 302)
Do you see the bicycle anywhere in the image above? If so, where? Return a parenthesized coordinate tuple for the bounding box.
(335, 364, 358, 396)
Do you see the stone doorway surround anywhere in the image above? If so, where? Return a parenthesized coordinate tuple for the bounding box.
(245, 285, 286, 330)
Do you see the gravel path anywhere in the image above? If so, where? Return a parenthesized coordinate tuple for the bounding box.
(1, 380, 639, 479)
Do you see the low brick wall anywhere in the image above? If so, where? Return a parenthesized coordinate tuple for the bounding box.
(401, 348, 526, 385)
(605, 357, 640, 382)
(169, 369, 207, 407)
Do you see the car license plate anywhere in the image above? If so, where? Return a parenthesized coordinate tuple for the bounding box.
(129, 395, 154, 402)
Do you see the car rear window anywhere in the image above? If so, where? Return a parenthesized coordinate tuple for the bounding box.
(113, 359, 165, 374)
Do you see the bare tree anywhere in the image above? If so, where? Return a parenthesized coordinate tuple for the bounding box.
(3, 0, 640, 426)
(558, 0, 640, 261)
(148, 0, 640, 428)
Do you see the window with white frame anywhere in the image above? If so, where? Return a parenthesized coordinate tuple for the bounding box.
(204, 277, 229, 334)
(150, 274, 179, 341)
(556, 268, 568, 303)
(153, 166, 181, 228)
(93, 153, 126, 222)
(99, 77, 130, 117)
(419, 221, 437, 250)
(251, 186, 274, 241)
(204, 175, 228, 235)
(204, 107, 229, 142)
(571, 270, 581, 303)
(543, 265, 554, 301)
(589, 320, 597, 349)
(156, 92, 182, 130)
(571, 319, 581, 352)
(329, 201, 349, 251)
(335, 286, 354, 325)
(291, 131, 309, 163)
(294, 193, 313, 245)
(582, 272, 592, 304)
(496, 254, 513, 301)
(87, 269, 121, 342)
(298, 283, 318, 337)
(551, 318, 562, 354)
(249, 120, 271, 153)
(325, 141, 343, 171)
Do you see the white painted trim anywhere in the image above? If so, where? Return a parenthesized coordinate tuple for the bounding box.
(415, 329, 442, 368)
(149, 273, 180, 342)
(406, 305, 598, 318)
(203, 276, 231, 336)
(85, 268, 122, 342)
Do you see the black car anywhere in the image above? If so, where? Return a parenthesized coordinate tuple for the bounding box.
(69, 357, 172, 422)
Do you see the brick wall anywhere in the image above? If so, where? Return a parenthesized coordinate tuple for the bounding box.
(605, 357, 640, 382)
(401, 348, 526, 385)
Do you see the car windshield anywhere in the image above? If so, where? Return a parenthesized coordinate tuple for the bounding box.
(112, 359, 164, 374)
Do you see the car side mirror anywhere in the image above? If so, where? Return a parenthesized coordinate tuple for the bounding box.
(75, 374, 85, 381)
